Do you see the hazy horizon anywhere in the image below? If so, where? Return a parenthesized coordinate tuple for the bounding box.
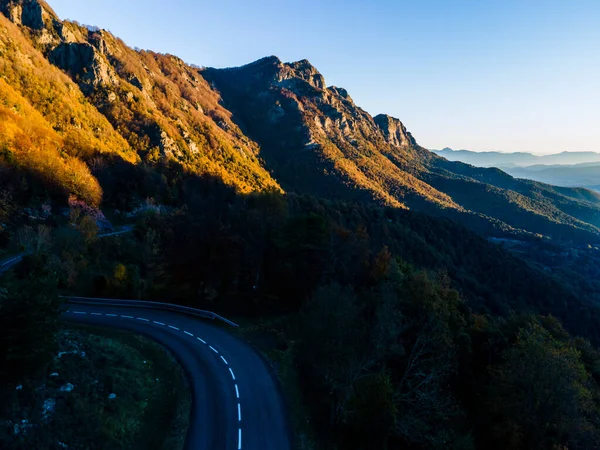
(434, 147, 600, 155)
(48, 0, 600, 155)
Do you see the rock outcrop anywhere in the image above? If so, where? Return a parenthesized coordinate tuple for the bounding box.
(1, 0, 45, 29)
(374, 114, 417, 148)
(49, 42, 118, 94)
(284, 59, 326, 89)
(0, 0, 61, 32)
(52, 18, 76, 42)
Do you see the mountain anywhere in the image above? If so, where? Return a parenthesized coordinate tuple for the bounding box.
(3, 0, 600, 244)
(202, 58, 600, 242)
(433, 147, 600, 168)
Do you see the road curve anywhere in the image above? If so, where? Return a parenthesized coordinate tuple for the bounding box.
(64, 305, 292, 450)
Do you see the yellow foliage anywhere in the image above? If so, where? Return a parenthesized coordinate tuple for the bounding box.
(0, 79, 102, 206)
(0, 15, 137, 164)
(113, 263, 128, 285)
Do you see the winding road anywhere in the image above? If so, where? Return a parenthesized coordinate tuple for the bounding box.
(64, 304, 292, 450)
(0, 225, 134, 275)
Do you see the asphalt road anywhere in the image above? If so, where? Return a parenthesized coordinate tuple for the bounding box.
(0, 225, 133, 275)
(64, 305, 292, 450)
(97, 224, 135, 238)
(0, 253, 25, 275)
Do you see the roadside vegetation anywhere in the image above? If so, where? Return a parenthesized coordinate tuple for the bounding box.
(0, 255, 190, 450)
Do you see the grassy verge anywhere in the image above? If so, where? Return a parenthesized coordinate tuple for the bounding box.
(0, 325, 191, 450)
(233, 317, 319, 450)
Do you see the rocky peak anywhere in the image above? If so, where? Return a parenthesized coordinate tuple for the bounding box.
(251, 55, 282, 67)
(235, 55, 282, 72)
(328, 86, 353, 103)
(284, 59, 325, 90)
(218, 55, 284, 87)
(374, 114, 417, 148)
(0, 0, 56, 30)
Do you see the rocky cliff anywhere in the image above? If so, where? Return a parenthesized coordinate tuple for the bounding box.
(0, 0, 53, 30)
(49, 42, 119, 94)
(374, 114, 417, 148)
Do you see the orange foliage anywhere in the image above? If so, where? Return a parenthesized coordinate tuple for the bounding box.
(0, 79, 102, 206)
(0, 15, 137, 164)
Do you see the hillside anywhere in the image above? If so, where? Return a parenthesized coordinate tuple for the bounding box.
(0, 9, 135, 209)
(0, 0, 280, 217)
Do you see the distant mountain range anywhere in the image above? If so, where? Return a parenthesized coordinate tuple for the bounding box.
(507, 163, 600, 191)
(432, 148, 600, 192)
(432, 147, 600, 168)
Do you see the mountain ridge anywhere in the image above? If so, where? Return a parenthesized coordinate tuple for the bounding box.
(3, 0, 600, 243)
(203, 57, 600, 242)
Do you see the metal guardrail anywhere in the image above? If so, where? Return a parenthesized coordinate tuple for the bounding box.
(62, 296, 239, 328)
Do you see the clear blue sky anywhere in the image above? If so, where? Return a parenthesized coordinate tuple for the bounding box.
(49, 0, 600, 154)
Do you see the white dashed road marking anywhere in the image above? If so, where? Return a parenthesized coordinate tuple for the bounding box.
(68, 309, 243, 449)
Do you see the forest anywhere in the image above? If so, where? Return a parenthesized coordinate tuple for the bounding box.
(5, 172, 600, 449)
